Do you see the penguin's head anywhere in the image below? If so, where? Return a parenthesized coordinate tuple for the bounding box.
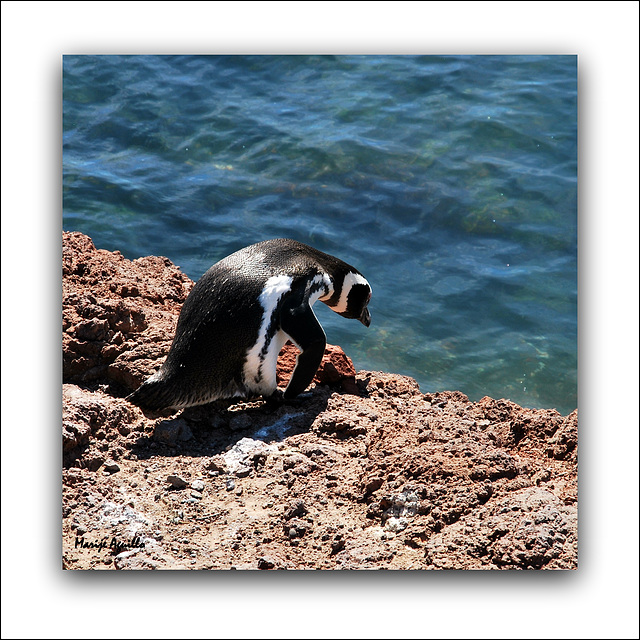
(329, 272, 372, 327)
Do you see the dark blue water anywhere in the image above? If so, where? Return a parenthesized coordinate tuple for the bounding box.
(63, 55, 577, 415)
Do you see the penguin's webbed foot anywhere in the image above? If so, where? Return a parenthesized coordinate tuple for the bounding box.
(263, 389, 285, 409)
(263, 389, 312, 410)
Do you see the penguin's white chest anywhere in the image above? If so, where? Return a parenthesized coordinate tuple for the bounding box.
(241, 272, 332, 396)
(242, 275, 293, 395)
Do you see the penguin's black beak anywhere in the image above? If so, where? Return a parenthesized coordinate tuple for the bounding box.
(359, 307, 371, 327)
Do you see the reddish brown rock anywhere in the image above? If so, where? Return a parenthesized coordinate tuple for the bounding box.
(276, 342, 359, 394)
(63, 231, 193, 391)
(61, 232, 578, 571)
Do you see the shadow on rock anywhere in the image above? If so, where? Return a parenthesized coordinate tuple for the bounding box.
(129, 386, 332, 461)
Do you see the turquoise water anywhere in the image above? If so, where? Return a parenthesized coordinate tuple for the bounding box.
(63, 55, 577, 415)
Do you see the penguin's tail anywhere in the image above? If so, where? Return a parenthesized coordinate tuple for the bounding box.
(126, 377, 179, 412)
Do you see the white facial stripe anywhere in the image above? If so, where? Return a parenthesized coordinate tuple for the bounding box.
(243, 275, 293, 394)
(329, 272, 369, 314)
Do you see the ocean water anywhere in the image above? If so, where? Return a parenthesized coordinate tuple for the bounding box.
(63, 55, 577, 415)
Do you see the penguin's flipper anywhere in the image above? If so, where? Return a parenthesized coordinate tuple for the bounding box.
(279, 300, 327, 399)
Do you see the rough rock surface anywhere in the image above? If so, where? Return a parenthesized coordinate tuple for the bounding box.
(62, 231, 578, 570)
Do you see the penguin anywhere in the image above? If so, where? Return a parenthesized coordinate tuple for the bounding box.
(126, 238, 372, 411)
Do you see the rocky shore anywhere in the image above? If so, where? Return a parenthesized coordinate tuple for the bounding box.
(62, 231, 578, 570)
